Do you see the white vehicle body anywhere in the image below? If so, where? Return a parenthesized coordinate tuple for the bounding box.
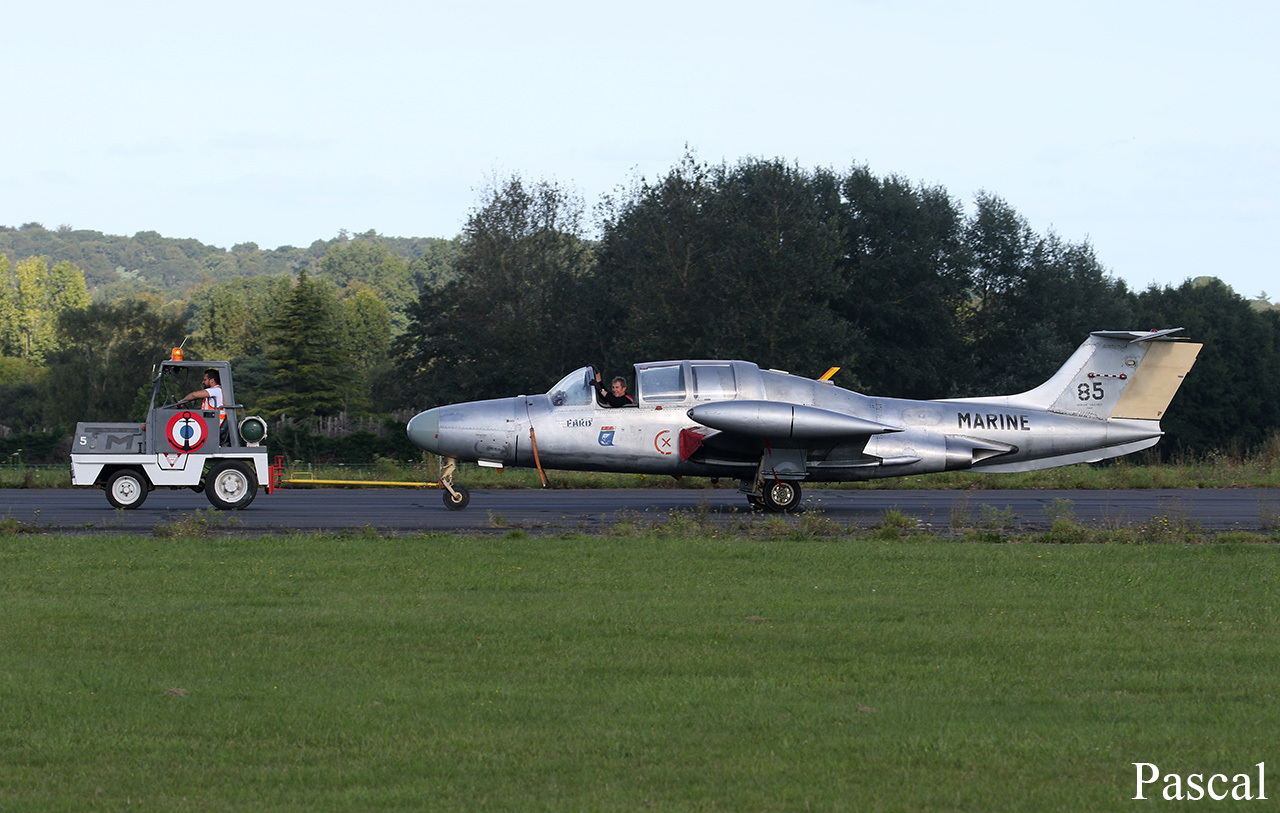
(69, 358, 272, 510)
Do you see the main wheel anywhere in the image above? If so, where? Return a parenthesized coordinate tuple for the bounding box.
(105, 469, 149, 509)
(762, 480, 802, 513)
(443, 484, 471, 511)
(205, 461, 257, 510)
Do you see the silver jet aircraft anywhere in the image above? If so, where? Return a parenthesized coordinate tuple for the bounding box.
(407, 329, 1200, 512)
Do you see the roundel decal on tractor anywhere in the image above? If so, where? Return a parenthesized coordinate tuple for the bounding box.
(166, 411, 207, 453)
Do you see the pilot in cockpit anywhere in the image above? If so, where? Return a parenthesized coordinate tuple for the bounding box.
(593, 372, 634, 407)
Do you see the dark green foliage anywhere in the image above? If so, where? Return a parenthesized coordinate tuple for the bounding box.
(1133, 278, 1280, 454)
(266, 426, 413, 464)
(0, 430, 66, 463)
(259, 270, 360, 420)
(40, 300, 188, 428)
(317, 238, 415, 333)
(834, 168, 971, 397)
(598, 155, 850, 373)
(408, 238, 462, 290)
(186, 276, 294, 358)
(594, 154, 719, 365)
(958, 193, 1133, 396)
(395, 176, 598, 406)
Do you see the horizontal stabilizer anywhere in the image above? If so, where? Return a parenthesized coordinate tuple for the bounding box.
(1091, 328, 1185, 343)
(688, 400, 899, 440)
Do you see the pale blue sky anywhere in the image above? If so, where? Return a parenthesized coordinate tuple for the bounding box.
(5, 0, 1276, 298)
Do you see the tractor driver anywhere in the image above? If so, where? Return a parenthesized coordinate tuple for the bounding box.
(180, 369, 224, 419)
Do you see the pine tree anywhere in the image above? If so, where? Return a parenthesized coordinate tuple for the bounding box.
(260, 269, 360, 420)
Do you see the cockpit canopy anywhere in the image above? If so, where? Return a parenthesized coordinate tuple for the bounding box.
(546, 361, 760, 409)
(636, 361, 739, 404)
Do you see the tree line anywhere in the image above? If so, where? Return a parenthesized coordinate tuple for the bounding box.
(0, 224, 458, 302)
(400, 156, 1280, 456)
(2, 154, 1278, 461)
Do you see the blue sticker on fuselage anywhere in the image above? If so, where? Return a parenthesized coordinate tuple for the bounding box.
(598, 427, 615, 447)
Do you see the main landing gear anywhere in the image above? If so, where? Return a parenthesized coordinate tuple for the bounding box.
(743, 478, 804, 514)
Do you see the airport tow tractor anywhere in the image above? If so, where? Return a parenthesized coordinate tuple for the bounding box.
(71, 347, 463, 509)
(71, 348, 275, 510)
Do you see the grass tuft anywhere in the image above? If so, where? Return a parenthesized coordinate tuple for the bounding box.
(151, 509, 240, 539)
(0, 511, 45, 534)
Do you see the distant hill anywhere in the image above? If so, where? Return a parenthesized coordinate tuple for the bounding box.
(0, 223, 458, 300)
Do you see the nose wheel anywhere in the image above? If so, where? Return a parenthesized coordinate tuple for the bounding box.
(443, 483, 471, 510)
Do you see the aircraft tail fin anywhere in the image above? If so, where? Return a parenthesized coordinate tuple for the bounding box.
(1008, 330, 1201, 421)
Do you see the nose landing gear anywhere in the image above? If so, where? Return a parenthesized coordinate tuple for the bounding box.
(437, 457, 471, 510)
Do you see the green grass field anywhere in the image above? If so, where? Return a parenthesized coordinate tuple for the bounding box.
(3, 529, 1280, 811)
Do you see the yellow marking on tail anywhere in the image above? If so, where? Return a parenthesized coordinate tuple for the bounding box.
(1111, 342, 1202, 420)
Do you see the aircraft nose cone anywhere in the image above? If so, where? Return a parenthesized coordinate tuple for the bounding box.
(407, 407, 441, 453)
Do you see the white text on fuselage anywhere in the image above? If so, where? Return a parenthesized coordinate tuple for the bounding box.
(958, 413, 1031, 431)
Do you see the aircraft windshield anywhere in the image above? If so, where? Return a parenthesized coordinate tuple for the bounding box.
(547, 367, 593, 407)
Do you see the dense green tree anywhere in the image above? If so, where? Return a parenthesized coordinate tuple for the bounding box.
(39, 300, 187, 427)
(341, 285, 393, 367)
(187, 276, 293, 358)
(396, 175, 598, 406)
(197, 284, 252, 358)
(259, 269, 361, 420)
(0, 254, 12, 354)
(833, 168, 971, 397)
(597, 155, 850, 375)
(0, 255, 91, 363)
(340, 284, 395, 408)
(1133, 278, 1280, 454)
(958, 193, 1132, 396)
(407, 239, 462, 291)
(595, 153, 717, 366)
(318, 237, 415, 332)
(0, 355, 47, 433)
(696, 159, 849, 370)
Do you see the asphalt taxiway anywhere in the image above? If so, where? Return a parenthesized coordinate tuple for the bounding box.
(2, 487, 1276, 535)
